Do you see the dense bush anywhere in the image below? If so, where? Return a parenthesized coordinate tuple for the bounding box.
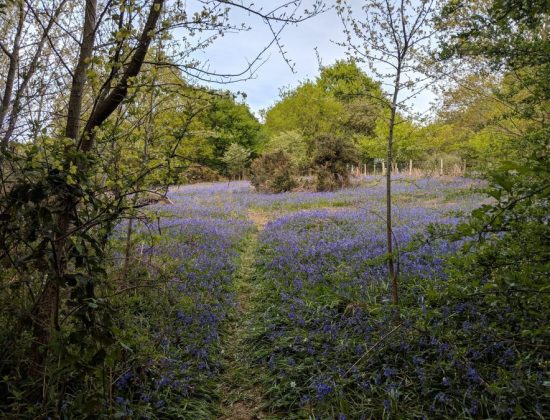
(250, 151, 298, 193)
(312, 134, 358, 191)
(180, 164, 221, 184)
(0, 142, 125, 416)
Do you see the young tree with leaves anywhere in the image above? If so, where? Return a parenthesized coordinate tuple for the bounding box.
(222, 142, 250, 179)
(337, 0, 439, 304)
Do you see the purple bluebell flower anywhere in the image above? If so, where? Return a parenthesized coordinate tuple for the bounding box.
(314, 380, 333, 400)
(467, 366, 481, 383)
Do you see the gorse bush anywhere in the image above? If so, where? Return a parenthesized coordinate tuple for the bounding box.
(312, 134, 358, 191)
(250, 150, 298, 193)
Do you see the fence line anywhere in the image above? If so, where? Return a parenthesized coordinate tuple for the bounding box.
(349, 159, 467, 177)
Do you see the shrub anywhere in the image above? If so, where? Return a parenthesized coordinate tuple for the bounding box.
(221, 143, 250, 180)
(180, 164, 220, 184)
(311, 134, 358, 191)
(250, 151, 298, 193)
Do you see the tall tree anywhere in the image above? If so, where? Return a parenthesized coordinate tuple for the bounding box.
(317, 59, 386, 137)
(200, 94, 261, 170)
(29, 0, 165, 393)
(264, 81, 345, 142)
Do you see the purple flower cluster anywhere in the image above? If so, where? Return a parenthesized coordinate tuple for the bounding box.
(110, 177, 547, 418)
(112, 182, 254, 414)
(244, 177, 548, 417)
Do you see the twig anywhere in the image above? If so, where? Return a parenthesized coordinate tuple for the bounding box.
(345, 321, 404, 375)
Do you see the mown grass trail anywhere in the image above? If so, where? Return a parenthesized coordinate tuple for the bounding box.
(218, 211, 271, 419)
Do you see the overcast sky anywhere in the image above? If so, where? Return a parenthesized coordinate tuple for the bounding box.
(186, 2, 436, 118)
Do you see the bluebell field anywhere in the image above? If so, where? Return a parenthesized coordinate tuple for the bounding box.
(108, 177, 548, 418)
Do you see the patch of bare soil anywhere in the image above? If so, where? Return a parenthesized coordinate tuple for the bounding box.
(247, 210, 270, 229)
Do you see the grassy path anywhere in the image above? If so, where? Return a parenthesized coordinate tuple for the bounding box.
(217, 212, 270, 419)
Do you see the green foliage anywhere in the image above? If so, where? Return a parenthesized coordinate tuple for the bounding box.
(181, 164, 221, 184)
(250, 151, 298, 193)
(94, 62, 219, 187)
(0, 142, 118, 416)
(429, 73, 524, 170)
(261, 59, 483, 174)
(317, 60, 382, 102)
(263, 61, 384, 149)
(262, 130, 309, 171)
(200, 95, 261, 170)
(359, 112, 422, 162)
(221, 143, 250, 179)
(440, 0, 550, 258)
(312, 134, 358, 191)
(101, 65, 259, 184)
(264, 81, 345, 143)
(426, 0, 550, 416)
(440, 0, 550, 69)
(318, 60, 385, 137)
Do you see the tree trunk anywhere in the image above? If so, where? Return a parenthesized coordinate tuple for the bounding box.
(386, 67, 401, 306)
(29, 0, 98, 392)
(24, 0, 164, 406)
(65, 0, 97, 141)
(80, 0, 164, 152)
(0, 1, 24, 147)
